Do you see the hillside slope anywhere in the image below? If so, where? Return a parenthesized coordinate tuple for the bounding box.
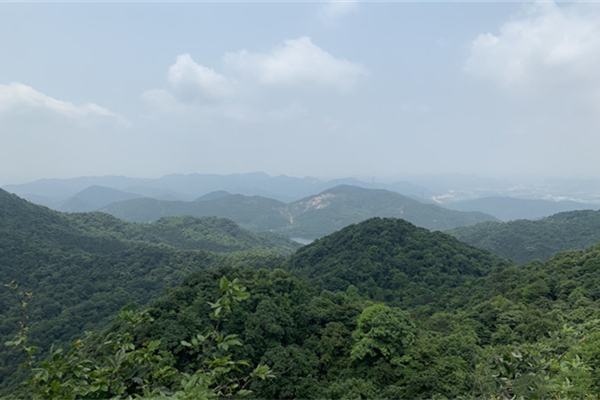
(283, 185, 497, 238)
(10, 210, 600, 399)
(286, 217, 510, 307)
(57, 185, 143, 212)
(447, 209, 600, 264)
(100, 194, 289, 232)
(0, 189, 293, 388)
(102, 185, 498, 239)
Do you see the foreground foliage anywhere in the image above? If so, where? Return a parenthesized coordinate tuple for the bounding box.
(8, 261, 600, 399)
(7, 277, 273, 399)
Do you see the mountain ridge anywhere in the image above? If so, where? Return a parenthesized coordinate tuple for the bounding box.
(447, 209, 600, 264)
(101, 185, 499, 238)
(2, 173, 429, 205)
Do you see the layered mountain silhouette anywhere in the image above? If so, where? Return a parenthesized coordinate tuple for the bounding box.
(101, 185, 498, 238)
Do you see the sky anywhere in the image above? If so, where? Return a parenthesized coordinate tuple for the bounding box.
(1, 1, 600, 184)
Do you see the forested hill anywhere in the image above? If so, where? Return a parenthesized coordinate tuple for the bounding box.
(100, 194, 289, 231)
(447, 209, 600, 264)
(0, 188, 298, 255)
(135, 247, 600, 398)
(68, 213, 299, 255)
(57, 185, 143, 212)
(443, 196, 598, 221)
(281, 185, 497, 238)
(101, 185, 498, 239)
(13, 222, 600, 398)
(0, 189, 295, 389)
(286, 217, 511, 307)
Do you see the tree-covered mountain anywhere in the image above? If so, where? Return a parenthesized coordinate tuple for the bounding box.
(281, 185, 497, 238)
(10, 217, 600, 399)
(8, 185, 600, 399)
(0, 189, 296, 389)
(286, 217, 510, 306)
(100, 194, 289, 231)
(447, 209, 600, 264)
(57, 185, 143, 213)
(67, 213, 299, 255)
(101, 185, 498, 239)
(443, 196, 598, 221)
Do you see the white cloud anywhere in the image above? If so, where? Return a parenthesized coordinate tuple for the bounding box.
(141, 89, 186, 115)
(168, 54, 235, 101)
(145, 37, 367, 120)
(317, 1, 359, 25)
(465, 2, 600, 94)
(224, 36, 367, 91)
(0, 82, 124, 122)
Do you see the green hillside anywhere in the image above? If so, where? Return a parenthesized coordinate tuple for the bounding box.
(68, 213, 299, 255)
(282, 185, 498, 238)
(0, 189, 294, 389)
(10, 217, 600, 399)
(101, 185, 498, 239)
(57, 186, 142, 213)
(447, 209, 600, 264)
(100, 195, 289, 231)
(286, 217, 510, 306)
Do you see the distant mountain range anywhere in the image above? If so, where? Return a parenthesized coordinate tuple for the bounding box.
(56, 186, 143, 212)
(447, 209, 600, 264)
(101, 193, 289, 232)
(2, 172, 429, 206)
(8, 173, 600, 232)
(101, 185, 498, 239)
(444, 196, 599, 221)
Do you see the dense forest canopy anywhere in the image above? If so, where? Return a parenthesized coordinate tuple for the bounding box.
(447, 210, 600, 264)
(0, 189, 294, 390)
(4, 188, 600, 398)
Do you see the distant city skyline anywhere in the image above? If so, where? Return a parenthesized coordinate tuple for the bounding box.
(2, 1, 600, 184)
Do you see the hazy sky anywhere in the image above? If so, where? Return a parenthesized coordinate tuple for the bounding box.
(1, 1, 600, 184)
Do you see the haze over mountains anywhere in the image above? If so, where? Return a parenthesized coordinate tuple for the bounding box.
(100, 185, 498, 239)
(6, 172, 600, 239)
(7, 172, 600, 211)
(2, 172, 429, 206)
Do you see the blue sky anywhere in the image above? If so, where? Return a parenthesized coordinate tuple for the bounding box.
(1, 1, 598, 184)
